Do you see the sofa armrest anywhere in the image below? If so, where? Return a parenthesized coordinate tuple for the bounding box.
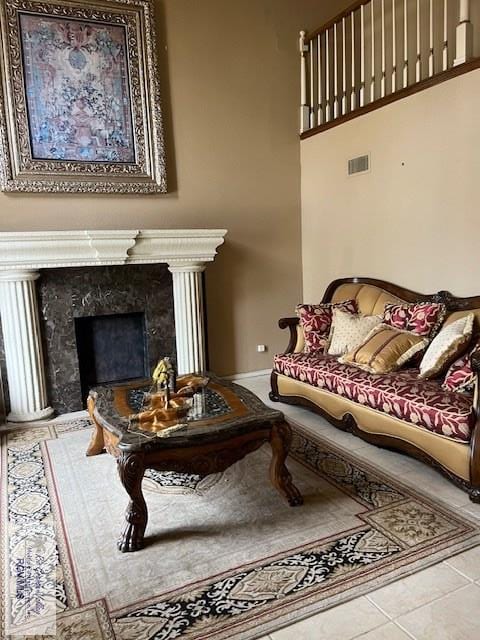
(469, 352, 480, 492)
(278, 317, 303, 354)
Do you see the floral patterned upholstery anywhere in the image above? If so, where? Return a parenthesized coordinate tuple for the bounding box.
(442, 340, 480, 393)
(274, 352, 474, 442)
(296, 300, 358, 353)
(383, 302, 446, 338)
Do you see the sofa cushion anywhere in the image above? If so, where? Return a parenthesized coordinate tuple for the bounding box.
(442, 340, 480, 393)
(383, 302, 446, 338)
(327, 310, 382, 356)
(296, 300, 358, 353)
(419, 314, 474, 380)
(339, 325, 428, 374)
(274, 352, 474, 442)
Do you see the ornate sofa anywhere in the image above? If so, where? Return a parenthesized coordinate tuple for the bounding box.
(270, 277, 480, 502)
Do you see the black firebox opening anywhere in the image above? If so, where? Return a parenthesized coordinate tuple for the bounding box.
(75, 312, 148, 405)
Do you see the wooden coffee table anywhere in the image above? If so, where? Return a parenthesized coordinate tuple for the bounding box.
(86, 375, 303, 552)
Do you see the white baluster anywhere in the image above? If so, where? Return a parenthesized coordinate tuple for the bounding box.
(351, 11, 356, 110)
(371, 0, 376, 102)
(360, 4, 366, 106)
(310, 38, 316, 128)
(300, 31, 310, 133)
(342, 17, 347, 114)
(403, 0, 409, 87)
(325, 29, 331, 121)
(392, 0, 397, 92)
(429, 0, 434, 76)
(317, 34, 323, 125)
(443, 0, 449, 70)
(334, 22, 339, 117)
(381, 0, 386, 97)
(454, 0, 473, 65)
(416, 0, 421, 82)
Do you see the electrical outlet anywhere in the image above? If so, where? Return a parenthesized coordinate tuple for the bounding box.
(257, 344, 267, 353)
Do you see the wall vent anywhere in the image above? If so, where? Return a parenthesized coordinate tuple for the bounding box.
(348, 154, 369, 176)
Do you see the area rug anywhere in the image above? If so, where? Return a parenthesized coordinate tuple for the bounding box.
(1, 416, 479, 640)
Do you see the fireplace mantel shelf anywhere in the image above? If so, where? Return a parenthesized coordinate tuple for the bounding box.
(0, 229, 227, 422)
(0, 229, 227, 270)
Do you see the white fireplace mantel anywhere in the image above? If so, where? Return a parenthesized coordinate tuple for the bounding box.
(0, 229, 227, 270)
(0, 229, 227, 422)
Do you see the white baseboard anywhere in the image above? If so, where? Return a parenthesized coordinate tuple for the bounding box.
(223, 369, 272, 381)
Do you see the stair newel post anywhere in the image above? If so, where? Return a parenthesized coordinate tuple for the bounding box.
(403, 0, 409, 87)
(443, 0, 449, 70)
(351, 11, 357, 110)
(360, 4, 366, 106)
(299, 31, 310, 133)
(454, 0, 473, 65)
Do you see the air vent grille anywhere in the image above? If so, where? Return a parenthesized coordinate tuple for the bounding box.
(348, 154, 369, 175)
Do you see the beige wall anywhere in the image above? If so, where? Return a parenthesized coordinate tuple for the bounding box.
(301, 69, 480, 302)
(0, 0, 348, 375)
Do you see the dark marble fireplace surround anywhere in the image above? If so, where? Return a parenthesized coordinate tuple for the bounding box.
(36, 264, 176, 414)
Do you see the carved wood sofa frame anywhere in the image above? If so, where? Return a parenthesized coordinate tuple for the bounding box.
(270, 277, 480, 503)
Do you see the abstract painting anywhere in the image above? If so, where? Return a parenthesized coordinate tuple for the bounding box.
(0, 0, 166, 193)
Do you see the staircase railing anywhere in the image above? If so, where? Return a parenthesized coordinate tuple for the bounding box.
(300, 0, 478, 137)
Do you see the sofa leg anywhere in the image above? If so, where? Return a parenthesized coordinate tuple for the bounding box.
(469, 487, 480, 504)
(269, 391, 280, 402)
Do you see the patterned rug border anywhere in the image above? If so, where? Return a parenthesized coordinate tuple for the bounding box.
(2, 417, 480, 640)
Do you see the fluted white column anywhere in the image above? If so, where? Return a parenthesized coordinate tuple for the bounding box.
(168, 264, 206, 375)
(0, 271, 53, 422)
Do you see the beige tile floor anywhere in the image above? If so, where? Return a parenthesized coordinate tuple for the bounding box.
(239, 374, 480, 640)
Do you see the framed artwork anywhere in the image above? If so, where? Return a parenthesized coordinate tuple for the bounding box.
(0, 0, 166, 193)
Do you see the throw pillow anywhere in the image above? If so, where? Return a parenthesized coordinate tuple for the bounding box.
(383, 302, 446, 338)
(418, 314, 474, 379)
(442, 340, 480, 393)
(296, 300, 358, 353)
(340, 324, 429, 374)
(327, 309, 382, 356)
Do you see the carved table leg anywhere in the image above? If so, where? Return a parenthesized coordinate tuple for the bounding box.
(270, 422, 303, 507)
(117, 451, 148, 552)
(86, 393, 105, 457)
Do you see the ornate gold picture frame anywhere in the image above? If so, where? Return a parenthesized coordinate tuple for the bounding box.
(0, 0, 166, 193)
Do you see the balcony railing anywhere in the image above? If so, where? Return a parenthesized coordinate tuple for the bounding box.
(300, 0, 478, 137)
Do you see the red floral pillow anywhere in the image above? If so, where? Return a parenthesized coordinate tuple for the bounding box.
(296, 300, 358, 353)
(442, 341, 480, 393)
(383, 302, 446, 338)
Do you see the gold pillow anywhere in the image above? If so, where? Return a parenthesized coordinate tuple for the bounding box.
(327, 309, 382, 356)
(418, 313, 474, 379)
(340, 325, 428, 374)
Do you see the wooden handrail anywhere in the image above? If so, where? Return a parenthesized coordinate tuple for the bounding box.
(305, 0, 371, 42)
